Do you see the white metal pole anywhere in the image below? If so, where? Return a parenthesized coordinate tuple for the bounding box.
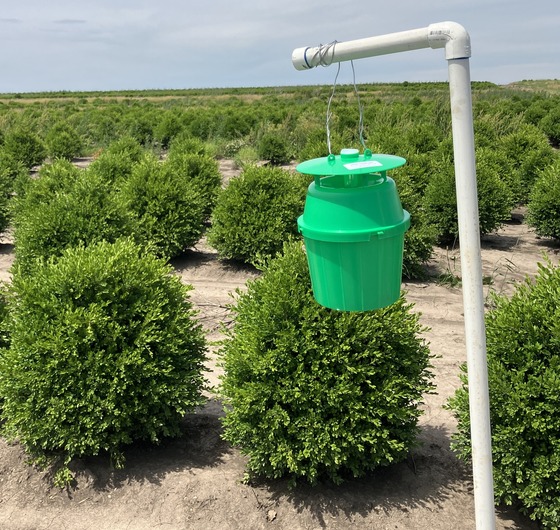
(292, 22, 495, 530)
(448, 57, 495, 530)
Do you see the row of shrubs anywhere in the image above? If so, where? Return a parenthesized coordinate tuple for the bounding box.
(0, 131, 435, 488)
(0, 136, 221, 484)
(1, 88, 560, 526)
(3, 120, 560, 270)
(2, 167, 560, 526)
(6, 140, 559, 283)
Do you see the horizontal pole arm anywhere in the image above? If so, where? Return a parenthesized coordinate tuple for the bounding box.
(292, 21, 471, 71)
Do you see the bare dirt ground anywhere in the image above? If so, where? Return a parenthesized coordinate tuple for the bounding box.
(0, 159, 558, 529)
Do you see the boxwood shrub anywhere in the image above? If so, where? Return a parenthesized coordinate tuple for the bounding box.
(208, 166, 309, 264)
(0, 284, 8, 411)
(0, 283, 8, 351)
(0, 239, 207, 485)
(117, 154, 206, 259)
(389, 168, 437, 278)
(220, 241, 434, 485)
(447, 260, 560, 528)
(424, 148, 514, 243)
(0, 167, 12, 235)
(12, 161, 135, 273)
(497, 123, 558, 203)
(45, 122, 83, 161)
(88, 137, 145, 188)
(2, 128, 46, 169)
(167, 134, 209, 157)
(527, 160, 560, 239)
(257, 131, 291, 166)
(164, 153, 222, 220)
(104, 135, 146, 161)
(0, 150, 32, 200)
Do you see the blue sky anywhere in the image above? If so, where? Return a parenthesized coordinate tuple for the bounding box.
(0, 0, 558, 93)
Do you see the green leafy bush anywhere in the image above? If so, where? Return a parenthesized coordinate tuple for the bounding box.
(207, 166, 308, 264)
(104, 135, 146, 161)
(45, 122, 83, 160)
(0, 239, 206, 485)
(118, 154, 206, 259)
(0, 283, 8, 351)
(0, 150, 31, 199)
(497, 123, 558, 203)
(164, 152, 222, 219)
(0, 240, 205, 483)
(538, 104, 560, 146)
(233, 146, 259, 169)
(3, 128, 46, 169)
(154, 111, 184, 149)
(220, 241, 433, 485)
(0, 168, 12, 235)
(447, 260, 560, 528)
(0, 284, 8, 411)
(15, 158, 78, 206)
(390, 170, 437, 278)
(88, 137, 146, 187)
(257, 131, 291, 165)
(168, 134, 208, 157)
(527, 160, 560, 239)
(13, 161, 135, 273)
(88, 151, 135, 188)
(424, 148, 514, 243)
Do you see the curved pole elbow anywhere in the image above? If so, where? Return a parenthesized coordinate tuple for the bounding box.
(428, 21, 471, 60)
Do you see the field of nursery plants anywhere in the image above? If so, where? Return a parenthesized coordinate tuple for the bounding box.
(1, 80, 560, 529)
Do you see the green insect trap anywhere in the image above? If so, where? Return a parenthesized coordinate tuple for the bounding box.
(297, 148, 410, 311)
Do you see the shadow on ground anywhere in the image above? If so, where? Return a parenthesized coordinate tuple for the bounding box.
(245, 424, 465, 528)
(68, 398, 230, 492)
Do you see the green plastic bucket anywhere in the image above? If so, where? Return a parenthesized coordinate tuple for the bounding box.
(297, 148, 410, 311)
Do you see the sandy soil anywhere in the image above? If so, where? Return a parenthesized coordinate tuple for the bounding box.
(0, 160, 558, 529)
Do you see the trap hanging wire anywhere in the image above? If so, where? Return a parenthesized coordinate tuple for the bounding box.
(322, 41, 366, 154)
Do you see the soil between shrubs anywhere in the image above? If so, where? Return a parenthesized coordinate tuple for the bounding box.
(0, 160, 556, 529)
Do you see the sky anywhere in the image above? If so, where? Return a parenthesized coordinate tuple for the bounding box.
(0, 0, 558, 93)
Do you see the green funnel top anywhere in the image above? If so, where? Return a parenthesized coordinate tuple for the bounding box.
(296, 148, 406, 178)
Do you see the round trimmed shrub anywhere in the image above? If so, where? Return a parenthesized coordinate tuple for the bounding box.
(88, 151, 136, 188)
(207, 166, 309, 264)
(45, 122, 83, 161)
(0, 167, 12, 235)
(0, 239, 207, 485)
(0, 283, 8, 351)
(3, 128, 46, 169)
(220, 241, 434, 485)
(168, 134, 208, 157)
(88, 137, 146, 188)
(424, 148, 514, 243)
(0, 150, 31, 199)
(447, 260, 560, 528)
(538, 104, 560, 146)
(497, 123, 558, 203)
(233, 146, 259, 169)
(257, 131, 291, 165)
(13, 161, 135, 273)
(389, 167, 437, 278)
(104, 135, 146, 161)
(118, 154, 206, 259)
(527, 160, 560, 239)
(164, 152, 222, 219)
(154, 111, 184, 149)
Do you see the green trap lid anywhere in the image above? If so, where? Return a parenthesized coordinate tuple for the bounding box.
(296, 148, 406, 177)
